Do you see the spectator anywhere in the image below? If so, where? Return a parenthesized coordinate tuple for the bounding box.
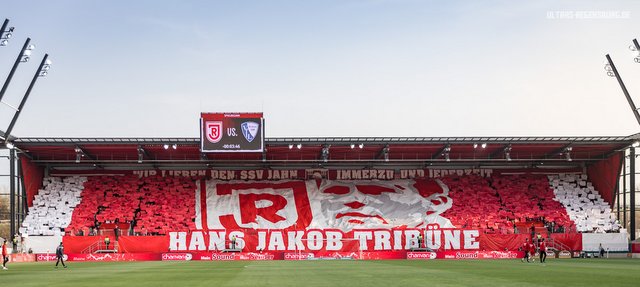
(12, 236, 18, 254)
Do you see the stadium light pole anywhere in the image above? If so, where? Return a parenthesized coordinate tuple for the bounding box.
(0, 38, 34, 103)
(0, 19, 12, 47)
(605, 55, 640, 126)
(605, 54, 639, 239)
(3, 54, 50, 142)
(632, 39, 640, 63)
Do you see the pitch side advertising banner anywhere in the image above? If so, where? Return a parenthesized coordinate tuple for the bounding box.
(200, 113, 264, 153)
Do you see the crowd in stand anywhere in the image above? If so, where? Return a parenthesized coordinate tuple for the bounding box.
(65, 175, 197, 236)
(20, 173, 620, 238)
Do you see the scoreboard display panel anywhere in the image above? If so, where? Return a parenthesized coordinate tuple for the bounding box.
(200, 113, 264, 153)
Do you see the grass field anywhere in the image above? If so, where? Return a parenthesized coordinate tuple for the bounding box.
(1, 259, 639, 287)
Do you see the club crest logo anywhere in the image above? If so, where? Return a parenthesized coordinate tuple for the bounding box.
(205, 121, 223, 143)
(241, 121, 260, 143)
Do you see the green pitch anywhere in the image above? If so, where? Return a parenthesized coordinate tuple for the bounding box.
(2, 259, 639, 287)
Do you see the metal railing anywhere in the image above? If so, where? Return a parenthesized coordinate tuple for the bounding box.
(80, 241, 119, 254)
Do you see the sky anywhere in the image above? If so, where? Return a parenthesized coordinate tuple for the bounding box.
(0, 0, 639, 140)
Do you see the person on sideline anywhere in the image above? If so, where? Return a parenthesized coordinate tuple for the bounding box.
(55, 242, 67, 268)
(2, 241, 9, 270)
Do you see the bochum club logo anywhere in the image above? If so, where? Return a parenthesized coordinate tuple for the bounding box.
(241, 121, 259, 143)
(205, 121, 223, 143)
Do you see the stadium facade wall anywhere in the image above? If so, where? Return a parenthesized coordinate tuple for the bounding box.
(582, 233, 628, 252)
(24, 235, 62, 254)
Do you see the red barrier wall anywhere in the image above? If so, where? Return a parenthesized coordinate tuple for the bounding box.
(478, 234, 529, 251)
(63, 236, 107, 253)
(550, 233, 582, 251)
(118, 236, 169, 253)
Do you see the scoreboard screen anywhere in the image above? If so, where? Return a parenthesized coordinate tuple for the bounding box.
(200, 113, 264, 153)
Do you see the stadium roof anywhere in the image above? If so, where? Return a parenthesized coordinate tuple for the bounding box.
(6, 135, 636, 170)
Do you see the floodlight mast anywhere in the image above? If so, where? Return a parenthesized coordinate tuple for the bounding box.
(0, 19, 9, 46)
(3, 54, 50, 142)
(605, 54, 640, 127)
(0, 38, 31, 102)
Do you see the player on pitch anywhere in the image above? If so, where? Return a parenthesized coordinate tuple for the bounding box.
(521, 238, 531, 262)
(539, 238, 547, 263)
(528, 239, 536, 263)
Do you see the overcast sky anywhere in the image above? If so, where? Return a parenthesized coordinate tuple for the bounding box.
(1, 0, 640, 141)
